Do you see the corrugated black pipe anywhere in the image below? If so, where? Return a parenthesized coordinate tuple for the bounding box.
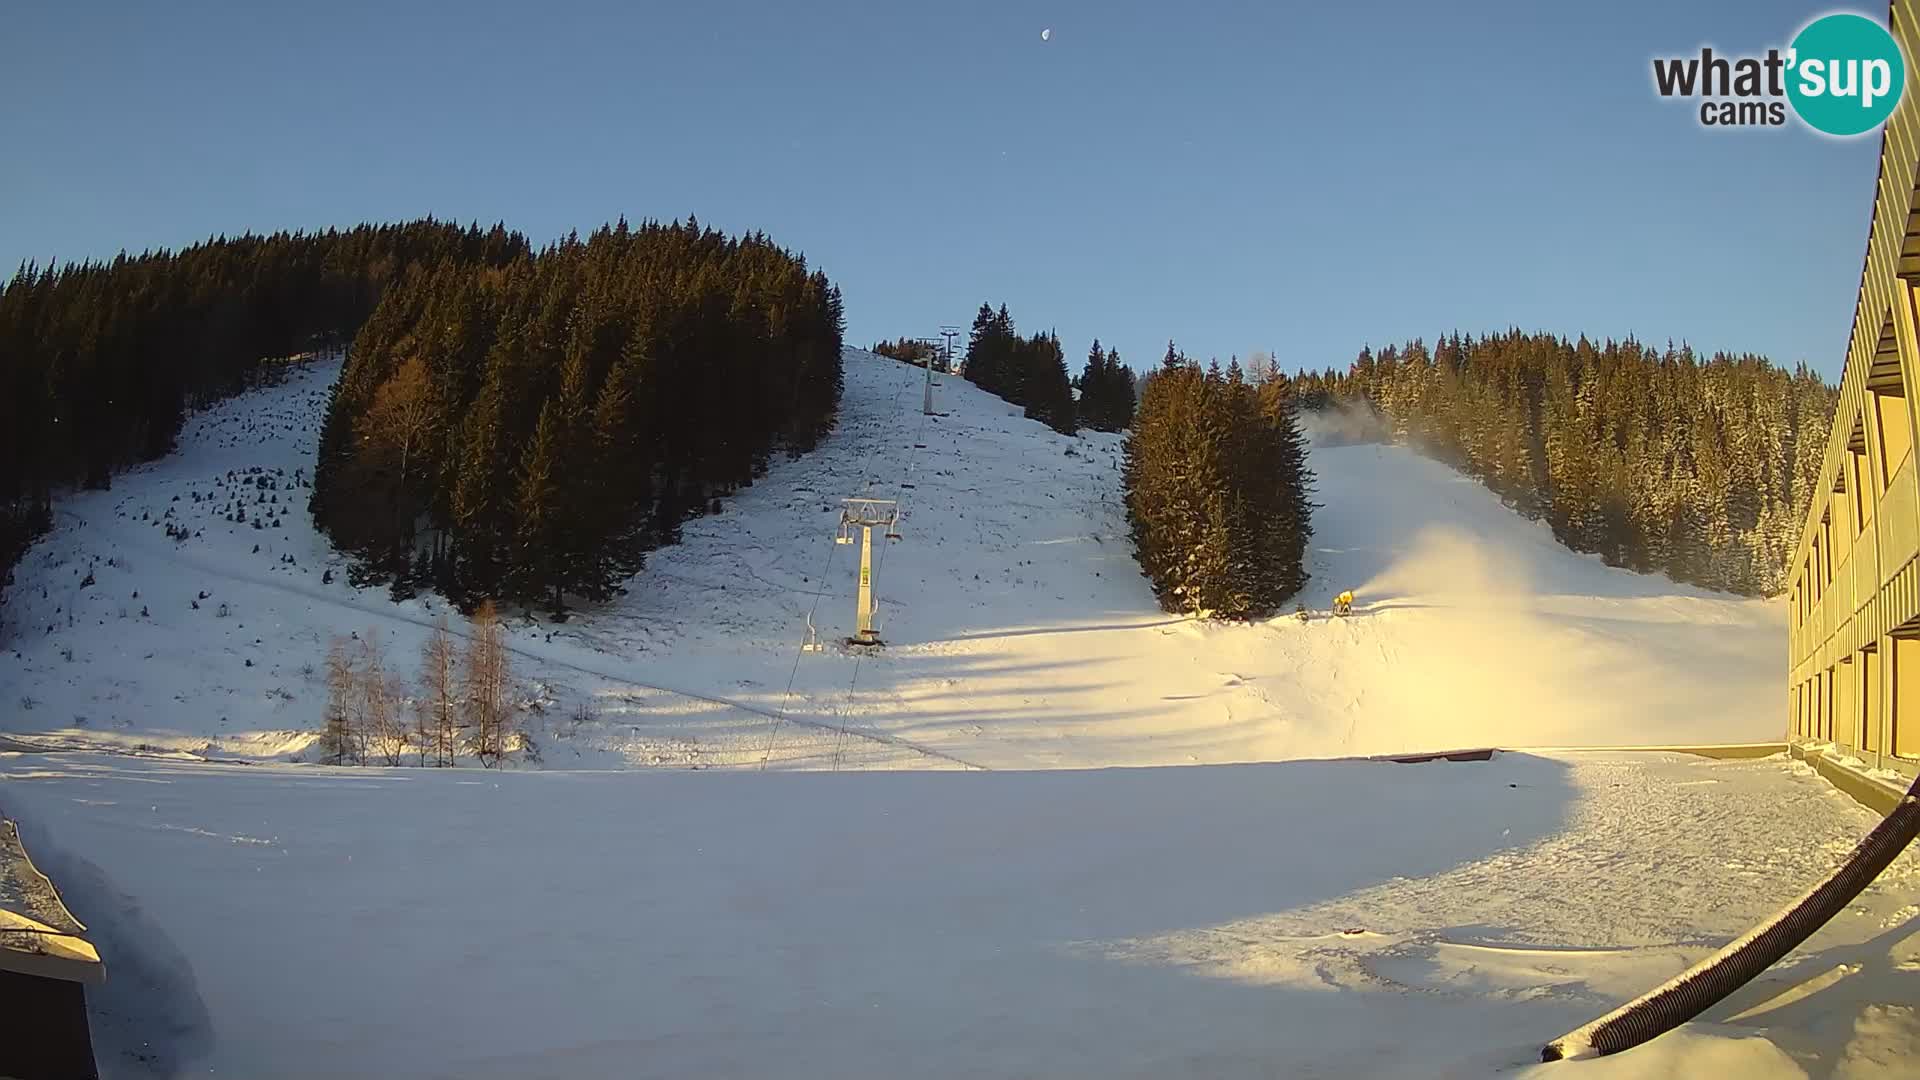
(1542, 771, 1920, 1061)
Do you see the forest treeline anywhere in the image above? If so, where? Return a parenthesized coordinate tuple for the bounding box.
(0, 220, 531, 618)
(1125, 347, 1315, 618)
(1077, 339, 1139, 433)
(1287, 332, 1837, 596)
(960, 303, 1137, 434)
(310, 218, 845, 615)
(871, 337, 948, 371)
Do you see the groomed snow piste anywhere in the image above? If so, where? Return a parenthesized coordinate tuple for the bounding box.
(4, 748, 1915, 1078)
(0, 348, 1914, 1078)
(0, 348, 1782, 769)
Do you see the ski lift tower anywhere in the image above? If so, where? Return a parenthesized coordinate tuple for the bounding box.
(837, 498, 901, 646)
(940, 323, 960, 380)
(917, 337, 942, 416)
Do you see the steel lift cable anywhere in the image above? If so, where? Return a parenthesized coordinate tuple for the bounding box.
(756, 535, 841, 770)
(834, 353, 939, 770)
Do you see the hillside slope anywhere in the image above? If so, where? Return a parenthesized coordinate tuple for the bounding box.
(0, 348, 1780, 768)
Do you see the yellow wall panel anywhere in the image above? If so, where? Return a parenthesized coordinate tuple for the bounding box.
(1895, 637, 1920, 758)
(1837, 659, 1856, 748)
(1865, 647, 1883, 753)
(1877, 391, 1912, 485)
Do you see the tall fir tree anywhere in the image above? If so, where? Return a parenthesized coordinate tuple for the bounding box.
(1077, 339, 1135, 432)
(1124, 351, 1314, 618)
(1107, 347, 1136, 430)
(511, 400, 568, 615)
(1021, 331, 1077, 435)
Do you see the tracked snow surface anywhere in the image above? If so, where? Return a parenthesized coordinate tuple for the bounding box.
(0, 348, 1915, 1077)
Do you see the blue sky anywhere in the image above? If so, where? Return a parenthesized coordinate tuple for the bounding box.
(0, 1, 1884, 379)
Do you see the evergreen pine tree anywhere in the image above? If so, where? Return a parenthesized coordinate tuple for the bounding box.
(1022, 332, 1077, 435)
(1079, 339, 1108, 429)
(1108, 347, 1135, 430)
(1124, 356, 1313, 619)
(963, 303, 998, 392)
(512, 400, 568, 616)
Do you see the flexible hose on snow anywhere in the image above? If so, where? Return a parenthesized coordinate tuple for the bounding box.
(1542, 770, 1920, 1062)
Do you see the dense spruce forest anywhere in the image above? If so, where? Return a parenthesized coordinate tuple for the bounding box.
(887, 311, 1136, 435)
(1288, 332, 1836, 596)
(960, 303, 1079, 435)
(310, 219, 845, 615)
(1125, 346, 1315, 618)
(0, 220, 529, 617)
(1077, 339, 1138, 433)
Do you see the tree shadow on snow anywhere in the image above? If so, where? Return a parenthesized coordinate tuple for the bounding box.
(670, 751, 1589, 1078)
(937, 617, 1189, 643)
(0, 749, 1586, 1079)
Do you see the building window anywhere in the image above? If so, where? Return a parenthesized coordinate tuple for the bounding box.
(1824, 506, 1841, 580)
(1825, 669, 1835, 741)
(1876, 387, 1912, 488)
(1864, 646, 1883, 753)
(1846, 410, 1875, 533)
(1893, 634, 1920, 759)
(1853, 450, 1873, 531)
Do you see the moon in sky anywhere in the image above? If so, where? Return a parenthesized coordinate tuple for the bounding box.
(1041, 28, 1051, 42)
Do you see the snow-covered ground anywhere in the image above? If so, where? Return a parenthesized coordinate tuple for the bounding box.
(1, 748, 1914, 1078)
(0, 348, 1911, 1077)
(0, 348, 1782, 769)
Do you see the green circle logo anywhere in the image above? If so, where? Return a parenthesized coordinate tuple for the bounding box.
(1787, 13, 1906, 136)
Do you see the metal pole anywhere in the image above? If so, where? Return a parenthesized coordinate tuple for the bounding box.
(856, 524, 876, 643)
(838, 498, 896, 648)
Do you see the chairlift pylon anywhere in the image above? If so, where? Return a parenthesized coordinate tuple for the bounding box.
(837, 498, 900, 646)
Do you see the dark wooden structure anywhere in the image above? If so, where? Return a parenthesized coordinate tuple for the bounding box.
(0, 819, 104, 1079)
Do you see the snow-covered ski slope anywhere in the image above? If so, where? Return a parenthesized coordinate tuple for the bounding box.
(0, 347, 1779, 768)
(3, 749, 1914, 1078)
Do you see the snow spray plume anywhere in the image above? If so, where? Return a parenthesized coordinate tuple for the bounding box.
(1296, 401, 1390, 448)
(1542, 773, 1920, 1061)
(1297, 402, 1474, 484)
(1355, 525, 1529, 608)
